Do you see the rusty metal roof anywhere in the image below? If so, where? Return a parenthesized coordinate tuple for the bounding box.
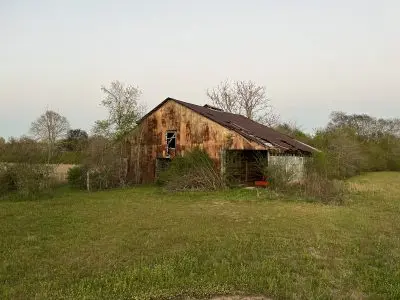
(140, 98, 317, 153)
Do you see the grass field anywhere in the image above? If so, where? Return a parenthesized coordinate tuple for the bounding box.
(1, 172, 400, 299)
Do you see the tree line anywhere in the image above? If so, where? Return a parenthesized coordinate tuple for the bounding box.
(1, 79, 400, 185)
(0, 81, 143, 164)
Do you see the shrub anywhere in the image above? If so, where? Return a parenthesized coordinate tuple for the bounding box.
(313, 129, 367, 179)
(255, 153, 346, 203)
(81, 137, 126, 191)
(0, 164, 17, 194)
(67, 166, 86, 189)
(0, 163, 55, 199)
(158, 148, 225, 191)
(302, 154, 347, 203)
(67, 165, 124, 191)
(85, 168, 122, 191)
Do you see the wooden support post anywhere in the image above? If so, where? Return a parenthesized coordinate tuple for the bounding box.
(86, 171, 90, 192)
(245, 160, 248, 183)
(220, 149, 226, 177)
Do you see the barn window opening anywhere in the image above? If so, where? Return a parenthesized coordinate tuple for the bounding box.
(166, 131, 176, 154)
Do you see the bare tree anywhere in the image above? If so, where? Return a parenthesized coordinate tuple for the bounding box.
(234, 80, 266, 119)
(255, 108, 280, 127)
(206, 80, 279, 126)
(30, 110, 70, 162)
(206, 80, 239, 113)
(328, 112, 400, 140)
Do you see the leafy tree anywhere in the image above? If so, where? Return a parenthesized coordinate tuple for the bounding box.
(61, 129, 88, 151)
(94, 81, 145, 140)
(30, 110, 70, 162)
(0, 136, 46, 163)
(89, 81, 146, 187)
(0, 137, 5, 153)
(313, 127, 367, 178)
(275, 122, 314, 145)
(92, 120, 113, 139)
(313, 112, 400, 177)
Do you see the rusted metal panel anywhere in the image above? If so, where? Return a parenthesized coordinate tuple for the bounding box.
(127, 99, 269, 183)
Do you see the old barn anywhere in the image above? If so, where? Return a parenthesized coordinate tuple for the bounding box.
(125, 98, 316, 184)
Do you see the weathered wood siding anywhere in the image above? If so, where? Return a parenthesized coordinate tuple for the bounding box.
(126, 100, 267, 183)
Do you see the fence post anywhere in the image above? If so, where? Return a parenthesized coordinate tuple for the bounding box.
(86, 171, 90, 192)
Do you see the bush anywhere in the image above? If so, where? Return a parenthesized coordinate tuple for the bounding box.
(67, 166, 86, 189)
(301, 154, 347, 203)
(158, 148, 225, 191)
(313, 128, 367, 179)
(80, 137, 126, 191)
(67, 165, 124, 191)
(0, 164, 16, 194)
(85, 168, 122, 191)
(0, 163, 55, 199)
(255, 153, 346, 203)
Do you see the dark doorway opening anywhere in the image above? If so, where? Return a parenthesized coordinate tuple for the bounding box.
(224, 150, 268, 184)
(155, 157, 171, 180)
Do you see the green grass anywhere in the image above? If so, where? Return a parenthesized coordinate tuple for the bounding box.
(1, 172, 400, 299)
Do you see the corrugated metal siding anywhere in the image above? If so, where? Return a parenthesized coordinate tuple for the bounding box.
(269, 155, 308, 182)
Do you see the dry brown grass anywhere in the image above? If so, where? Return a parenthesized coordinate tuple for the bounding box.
(52, 164, 76, 182)
(347, 182, 384, 193)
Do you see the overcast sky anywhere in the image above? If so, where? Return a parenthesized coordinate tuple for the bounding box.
(1, 0, 399, 139)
